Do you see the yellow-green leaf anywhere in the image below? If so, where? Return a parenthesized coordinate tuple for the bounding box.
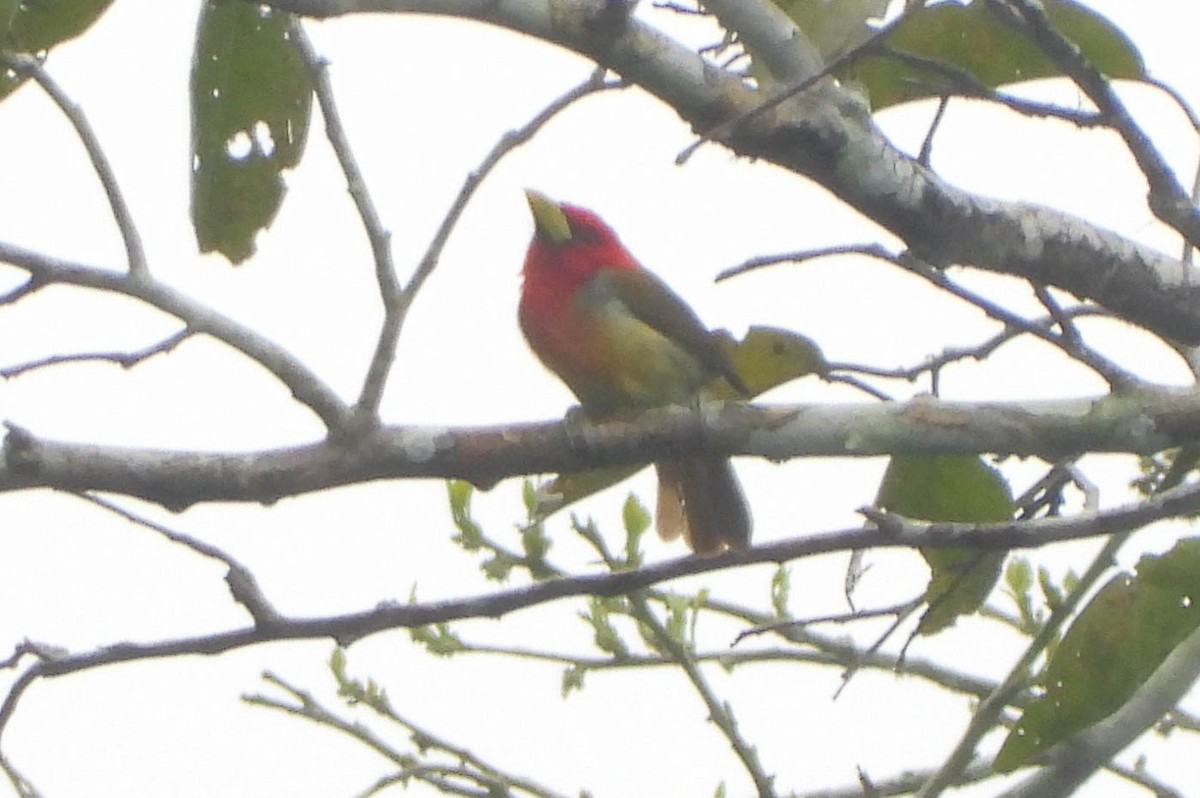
(877, 454, 1014, 634)
(844, 0, 1145, 110)
(995, 538, 1200, 771)
(190, 2, 312, 263)
(770, 0, 888, 60)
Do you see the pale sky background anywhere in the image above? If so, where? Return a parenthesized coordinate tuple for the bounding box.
(1, 1, 1199, 796)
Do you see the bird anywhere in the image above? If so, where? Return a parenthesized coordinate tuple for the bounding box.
(518, 190, 751, 555)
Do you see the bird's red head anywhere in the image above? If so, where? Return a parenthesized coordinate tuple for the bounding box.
(522, 192, 639, 297)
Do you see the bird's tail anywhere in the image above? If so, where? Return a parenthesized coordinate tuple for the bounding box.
(656, 459, 751, 556)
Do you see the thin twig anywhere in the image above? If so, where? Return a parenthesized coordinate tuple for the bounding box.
(825, 305, 1106, 387)
(290, 23, 398, 432)
(361, 69, 621, 424)
(0, 54, 147, 279)
(573, 522, 777, 796)
(907, 256, 1140, 391)
(247, 670, 573, 798)
(880, 45, 1104, 128)
(6, 479, 1200, 744)
(0, 242, 350, 429)
(918, 96, 950, 167)
(0, 278, 40, 306)
(720, 242, 1136, 388)
(677, 3, 923, 165)
(70, 492, 282, 627)
(993, 0, 1200, 247)
(1, 329, 190, 379)
(733, 599, 919, 645)
(1104, 760, 1185, 798)
(0, 750, 41, 798)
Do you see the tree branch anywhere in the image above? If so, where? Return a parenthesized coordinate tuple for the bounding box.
(0, 54, 148, 279)
(7, 389, 1200, 506)
(0, 242, 350, 430)
(248, 0, 1200, 345)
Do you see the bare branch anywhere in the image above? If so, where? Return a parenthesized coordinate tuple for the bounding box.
(0, 242, 350, 430)
(720, 243, 1140, 388)
(354, 69, 622, 424)
(4, 476, 1200, 743)
(9, 385, 1200, 506)
(1, 329, 190, 379)
(0, 54, 148, 279)
(247, 671, 574, 798)
(72, 493, 283, 628)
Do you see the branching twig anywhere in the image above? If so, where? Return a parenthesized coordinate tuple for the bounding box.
(71, 492, 282, 628)
(247, 671, 573, 798)
(0, 54, 147, 278)
(0, 242, 350, 429)
(575, 526, 777, 797)
(720, 243, 1137, 389)
(733, 599, 920, 645)
(290, 24, 398, 431)
(905, 256, 1139, 390)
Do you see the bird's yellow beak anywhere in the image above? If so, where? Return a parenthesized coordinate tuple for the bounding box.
(525, 190, 573, 245)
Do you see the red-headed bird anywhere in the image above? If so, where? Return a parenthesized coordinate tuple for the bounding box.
(519, 191, 751, 555)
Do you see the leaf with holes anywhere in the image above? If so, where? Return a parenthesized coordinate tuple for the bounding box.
(996, 538, 1200, 771)
(190, 2, 311, 263)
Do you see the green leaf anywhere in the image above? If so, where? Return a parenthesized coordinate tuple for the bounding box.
(0, 0, 17, 41)
(582, 598, 629, 658)
(190, 2, 312, 263)
(844, 0, 1145, 110)
(1, 0, 113, 101)
(877, 454, 1015, 634)
(996, 538, 1200, 771)
(770, 564, 791, 618)
(410, 622, 464, 657)
(561, 665, 586, 698)
(447, 480, 485, 550)
(520, 519, 551, 563)
(526, 326, 824, 523)
(622, 493, 650, 568)
(769, 0, 888, 61)
(1004, 557, 1040, 633)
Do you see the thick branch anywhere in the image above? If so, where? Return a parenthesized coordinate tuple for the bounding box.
(7, 390, 1200, 505)
(252, 0, 1200, 344)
